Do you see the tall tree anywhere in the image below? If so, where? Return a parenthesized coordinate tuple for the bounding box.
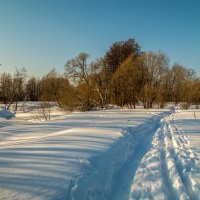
(141, 51, 169, 108)
(100, 38, 141, 104)
(40, 69, 70, 108)
(170, 64, 196, 107)
(65, 52, 90, 85)
(111, 54, 143, 108)
(105, 38, 141, 74)
(13, 67, 27, 111)
(90, 58, 110, 108)
(0, 72, 13, 106)
(26, 77, 40, 101)
(65, 53, 96, 111)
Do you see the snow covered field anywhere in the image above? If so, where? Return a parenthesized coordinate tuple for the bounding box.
(0, 107, 199, 200)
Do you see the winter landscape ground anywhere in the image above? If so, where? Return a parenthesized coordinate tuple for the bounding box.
(0, 105, 200, 200)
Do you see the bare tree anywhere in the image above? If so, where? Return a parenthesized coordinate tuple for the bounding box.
(31, 101, 52, 121)
(141, 51, 169, 108)
(65, 53, 90, 85)
(64, 53, 96, 111)
(0, 72, 13, 107)
(26, 76, 40, 101)
(12, 67, 27, 111)
(90, 58, 111, 109)
(40, 69, 70, 109)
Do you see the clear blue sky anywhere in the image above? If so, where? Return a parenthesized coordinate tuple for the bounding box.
(0, 0, 200, 76)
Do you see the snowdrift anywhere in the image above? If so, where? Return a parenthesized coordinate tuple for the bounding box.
(0, 109, 15, 119)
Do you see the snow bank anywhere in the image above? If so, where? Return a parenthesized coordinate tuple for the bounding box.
(0, 109, 15, 119)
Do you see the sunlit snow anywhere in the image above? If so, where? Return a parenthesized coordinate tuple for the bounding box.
(0, 106, 199, 199)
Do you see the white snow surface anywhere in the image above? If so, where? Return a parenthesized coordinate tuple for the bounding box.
(0, 107, 200, 200)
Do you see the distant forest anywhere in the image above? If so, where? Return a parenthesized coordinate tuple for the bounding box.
(1, 38, 200, 111)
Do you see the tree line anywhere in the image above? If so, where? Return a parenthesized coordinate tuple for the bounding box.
(1, 38, 200, 111)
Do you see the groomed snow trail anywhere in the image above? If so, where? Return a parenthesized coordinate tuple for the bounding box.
(129, 113, 200, 200)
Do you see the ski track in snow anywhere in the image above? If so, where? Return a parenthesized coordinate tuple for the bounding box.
(128, 113, 200, 200)
(0, 108, 200, 200)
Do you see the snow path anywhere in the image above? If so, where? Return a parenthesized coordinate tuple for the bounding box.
(110, 118, 160, 200)
(162, 119, 189, 200)
(68, 112, 174, 200)
(129, 112, 200, 200)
